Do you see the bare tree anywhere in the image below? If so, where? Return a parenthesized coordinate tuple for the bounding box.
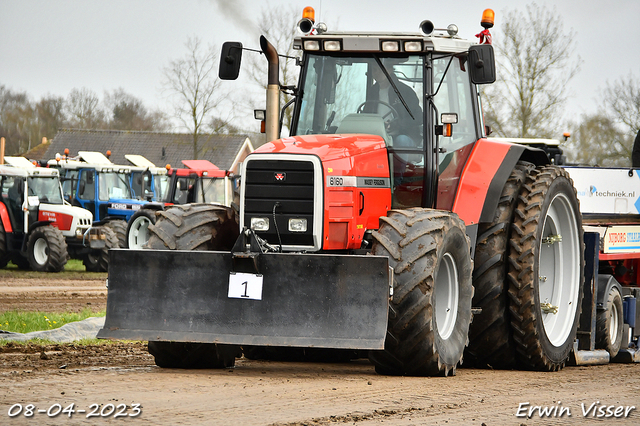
(482, 3, 582, 138)
(564, 73, 640, 167)
(65, 87, 105, 129)
(0, 86, 40, 153)
(162, 37, 230, 159)
(35, 95, 66, 140)
(104, 88, 169, 131)
(603, 72, 640, 136)
(564, 114, 631, 167)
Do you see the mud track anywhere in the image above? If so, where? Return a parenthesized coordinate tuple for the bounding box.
(0, 273, 639, 425)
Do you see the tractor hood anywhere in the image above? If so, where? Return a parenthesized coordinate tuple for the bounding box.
(253, 134, 387, 162)
(39, 203, 93, 234)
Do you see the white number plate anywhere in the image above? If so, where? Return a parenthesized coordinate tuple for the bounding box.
(228, 272, 263, 300)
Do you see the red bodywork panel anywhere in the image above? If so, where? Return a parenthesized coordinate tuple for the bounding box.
(170, 160, 227, 178)
(0, 203, 12, 233)
(38, 209, 74, 231)
(250, 135, 516, 250)
(451, 139, 512, 225)
(255, 134, 392, 250)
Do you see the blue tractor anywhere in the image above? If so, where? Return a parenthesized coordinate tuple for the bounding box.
(50, 151, 146, 250)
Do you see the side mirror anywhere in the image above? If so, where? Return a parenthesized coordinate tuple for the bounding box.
(469, 44, 496, 85)
(219, 42, 243, 80)
(485, 125, 492, 136)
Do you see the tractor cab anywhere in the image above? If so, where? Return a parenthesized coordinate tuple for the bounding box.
(164, 160, 232, 206)
(124, 154, 169, 202)
(289, 24, 494, 210)
(0, 163, 66, 235)
(49, 151, 146, 224)
(222, 13, 495, 212)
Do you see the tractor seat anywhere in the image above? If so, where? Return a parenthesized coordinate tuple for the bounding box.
(336, 113, 391, 145)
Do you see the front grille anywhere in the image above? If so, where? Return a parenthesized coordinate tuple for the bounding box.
(243, 158, 316, 248)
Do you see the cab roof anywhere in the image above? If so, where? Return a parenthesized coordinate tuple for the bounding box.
(294, 30, 474, 54)
(0, 164, 60, 178)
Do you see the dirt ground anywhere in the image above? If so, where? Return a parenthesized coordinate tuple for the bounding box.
(1, 274, 639, 425)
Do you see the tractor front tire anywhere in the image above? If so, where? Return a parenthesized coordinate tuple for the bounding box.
(596, 286, 624, 358)
(146, 204, 240, 369)
(465, 162, 533, 369)
(369, 209, 473, 376)
(83, 228, 118, 272)
(105, 219, 128, 249)
(508, 166, 584, 371)
(127, 209, 156, 249)
(27, 226, 69, 272)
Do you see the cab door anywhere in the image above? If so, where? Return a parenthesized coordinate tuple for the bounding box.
(77, 169, 97, 219)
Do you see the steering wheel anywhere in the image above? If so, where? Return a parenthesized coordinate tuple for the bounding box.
(356, 100, 399, 123)
(356, 101, 400, 121)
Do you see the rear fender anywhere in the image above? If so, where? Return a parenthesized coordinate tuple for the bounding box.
(450, 139, 549, 255)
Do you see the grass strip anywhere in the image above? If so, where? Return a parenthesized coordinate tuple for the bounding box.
(0, 308, 105, 334)
(0, 259, 107, 279)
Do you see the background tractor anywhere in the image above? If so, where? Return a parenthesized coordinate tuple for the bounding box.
(49, 151, 146, 251)
(125, 159, 237, 249)
(0, 157, 116, 272)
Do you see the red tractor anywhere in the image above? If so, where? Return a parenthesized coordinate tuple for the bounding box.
(0, 158, 115, 272)
(100, 9, 586, 376)
(126, 160, 236, 249)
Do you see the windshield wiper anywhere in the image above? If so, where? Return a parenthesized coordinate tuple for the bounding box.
(374, 56, 415, 120)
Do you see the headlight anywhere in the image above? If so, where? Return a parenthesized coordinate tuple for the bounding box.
(404, 41, 422, 52)
(288, 218, 307, 232)
(323, 40, 341, 51)
(303, 40, 320, 51)
(251, 217, 269, 231)
(381, 41, 399, 51)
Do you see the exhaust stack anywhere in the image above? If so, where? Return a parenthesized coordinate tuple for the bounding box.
(260, 36, 281, 143)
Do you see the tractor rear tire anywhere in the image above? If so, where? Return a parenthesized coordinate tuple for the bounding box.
(105, 219, 128, 249)
(508, 166, 584, 371)
(126, 209, 156, 249)
(148, 341, 238, 369)
(146, 204, 240, 369)
(369, 209, 473, 376)
(0, 219, 8, 268)
(83, 228, 118, 272)
(465, 162, 533, 369)
(27, 226, 69, 272)
(596, 286, 624, 358)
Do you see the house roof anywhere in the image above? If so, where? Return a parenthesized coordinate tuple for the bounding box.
(42, 129, 253, 171)
(21, 140, 52, 161)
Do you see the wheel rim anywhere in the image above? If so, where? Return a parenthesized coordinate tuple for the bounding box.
(609, 299, 620, 343)
(33, 237, 49, 265)
(128, 216, 151, 249)
(435, 252, 459, 340)
(538, 193, 581, 347)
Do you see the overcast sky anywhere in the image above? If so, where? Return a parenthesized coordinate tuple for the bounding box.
(2, 0, 639, 136)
